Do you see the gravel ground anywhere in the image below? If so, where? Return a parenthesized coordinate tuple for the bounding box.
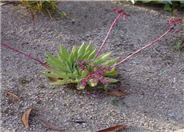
(1, 1, 184, 132)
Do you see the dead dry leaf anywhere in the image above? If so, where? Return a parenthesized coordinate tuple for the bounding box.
(181, 43, 184, 49)
(4, 90, 20, 100)
(47, 77, 59, 82)
(39, 119, 63, 131)
(173, 9, 178, 15)
(21, 108, 32, 128)
(42, 63, 51, 69)
(97, 124, 126, 132)
(104, 90, 128, 96)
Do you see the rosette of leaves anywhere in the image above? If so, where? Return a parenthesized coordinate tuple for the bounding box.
(41, 42, 119, 90)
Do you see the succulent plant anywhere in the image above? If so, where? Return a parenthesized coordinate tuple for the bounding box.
(41, 42, 119, 90)
(2, 7, 183, 93)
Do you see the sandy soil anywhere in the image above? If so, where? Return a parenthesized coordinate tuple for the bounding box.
(1, 1, 184, 132)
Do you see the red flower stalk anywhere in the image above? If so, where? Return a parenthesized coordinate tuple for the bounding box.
(113, 17, 183, 67)
(94, 8, 130, 59)
(1, 42, 48, 67)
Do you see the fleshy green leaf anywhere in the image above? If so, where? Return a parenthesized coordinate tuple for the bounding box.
(63, 61, 72, 72)
(104, 67, 118, 76)
(81, 70, 88, 78)
(104, 70, 118, 76)
(60, 45, 69, 60)
(45, 53, 70, 72)
(73, 69, 79, 77)
(93, 52, 111, 65)
(81, 50, 93, 60)
(78, 42, 86, 60)
(86, 42, 93, 53)
(43, 66, 68, 78)
(46, 60, 68, 73)
(103, 57, 119, 66)
(108, 78, 118, 83)
(71, 45, 78, 56)
(87, 50, 96, 60)
(67, 73, 77, 79)
(50, 80, 68, 85)
(50, 78, 76, 85)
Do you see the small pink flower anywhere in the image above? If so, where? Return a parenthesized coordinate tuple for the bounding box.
(101, 78, 109, 84)
(81, 78, 88, 86)
(77, 59, 113, 86)
(167, 18, 183, 26)
(112, 8, 130, 20)
(90, 78, 98, 83)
